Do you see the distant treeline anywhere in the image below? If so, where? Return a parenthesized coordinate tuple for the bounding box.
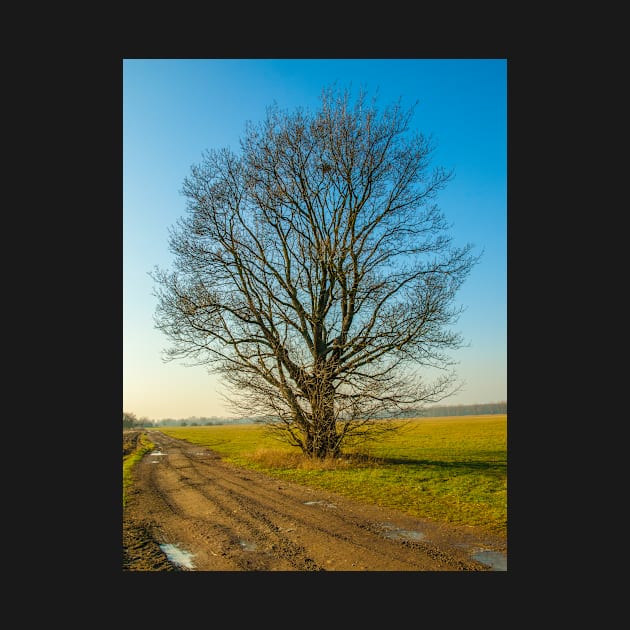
(413, 401, 507, 417)
(123, 402, 507, 430)
(123, 411, 244, 429)
(152, 416, 254, 427)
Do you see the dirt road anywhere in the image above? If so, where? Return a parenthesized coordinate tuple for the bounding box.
(123, 430, 507, 571)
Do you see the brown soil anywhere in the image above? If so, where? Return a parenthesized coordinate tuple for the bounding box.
(122, 430, 507, 571)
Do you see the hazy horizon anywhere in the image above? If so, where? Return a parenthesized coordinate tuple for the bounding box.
(127, 400, 509, 424)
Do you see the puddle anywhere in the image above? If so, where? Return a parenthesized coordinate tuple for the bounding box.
(472, 550, 507, 571)
(239, 540, 258, 551)
(149, 452, 166, 456)
(159, 543, 195, 569)
(379, 522, 425, 542)
(304, 500, 337, 508)
(384, 529, 425, 542)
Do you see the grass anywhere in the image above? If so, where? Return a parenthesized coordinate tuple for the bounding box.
(153, 414, 507, 537)
(123, 432, 156, 507)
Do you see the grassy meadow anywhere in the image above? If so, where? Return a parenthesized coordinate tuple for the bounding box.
(153, 415, 507, 537)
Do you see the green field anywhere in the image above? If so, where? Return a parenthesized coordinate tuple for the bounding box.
(153, 415, 507, 537)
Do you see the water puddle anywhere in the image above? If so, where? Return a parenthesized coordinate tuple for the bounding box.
(149, 452, 166, 456)
(379, 522, 425, 541)
(472, 550, 507, 571)
(385, 529, 425, 542)
(159, 543, 195, 569)
(239, 540, 258, 551)
(304, 500, 337, 508)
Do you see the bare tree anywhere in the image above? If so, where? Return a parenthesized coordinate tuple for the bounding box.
(151, 85, 479, 458)
(123, 411, 137, 430)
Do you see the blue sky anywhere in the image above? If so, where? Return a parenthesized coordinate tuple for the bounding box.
(123, 58, 507, 420)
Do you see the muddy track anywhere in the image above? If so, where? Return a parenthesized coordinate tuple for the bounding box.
(123, 431, 507, 571)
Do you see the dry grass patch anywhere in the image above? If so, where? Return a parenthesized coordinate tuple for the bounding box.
(247, 447, 382, 471)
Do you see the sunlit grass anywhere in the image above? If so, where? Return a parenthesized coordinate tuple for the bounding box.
(155, 415, 507, 537)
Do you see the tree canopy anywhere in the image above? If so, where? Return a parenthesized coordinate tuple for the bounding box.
(152, 85, 479, 458)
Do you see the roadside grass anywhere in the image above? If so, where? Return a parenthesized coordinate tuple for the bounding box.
(123, 432, 155, 508)
(155, 415, 507, 537)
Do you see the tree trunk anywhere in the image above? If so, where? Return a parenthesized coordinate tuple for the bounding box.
(303, 378, 340, 459)
(304, 419, 339, 459)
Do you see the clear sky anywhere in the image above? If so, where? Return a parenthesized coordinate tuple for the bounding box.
(123, 58, 507, 421)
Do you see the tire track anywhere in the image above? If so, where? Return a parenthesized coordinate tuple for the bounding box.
(140, 437, 322, 570)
